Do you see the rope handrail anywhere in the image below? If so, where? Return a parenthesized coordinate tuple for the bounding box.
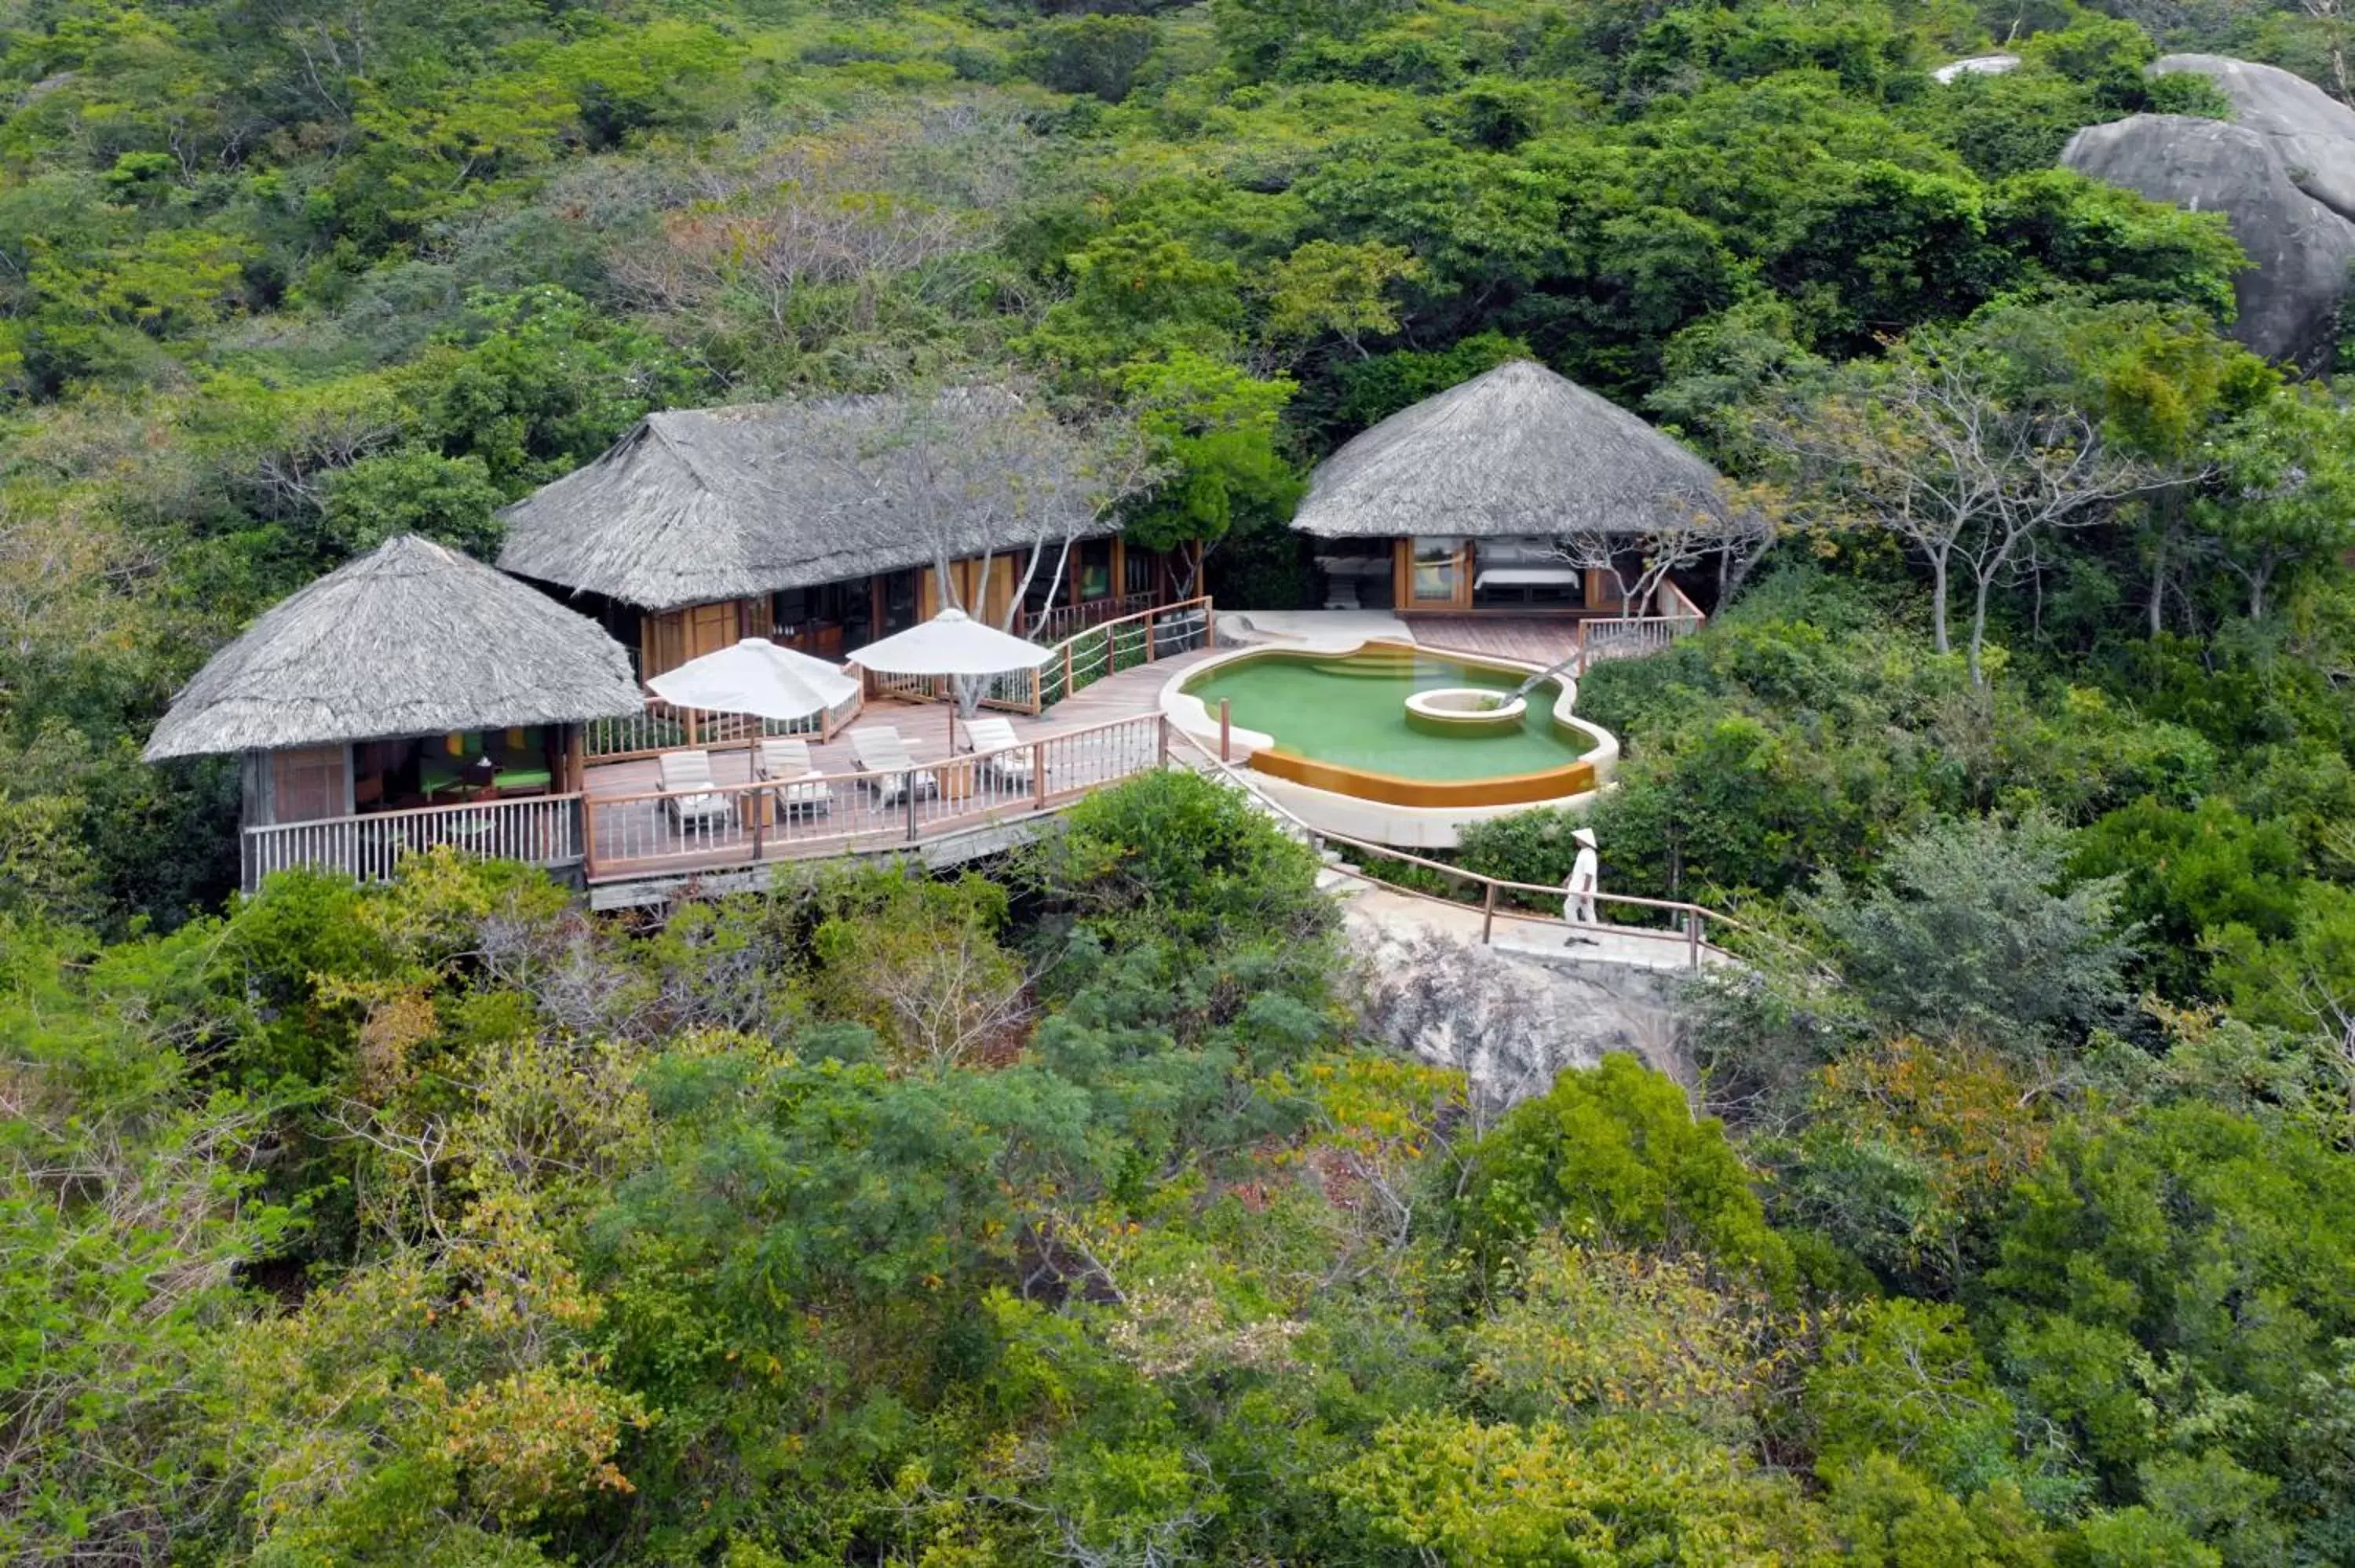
(1164, 728, 1731, 924)
(1161, 727, 1802, 972)
(1033, 594, 1212, 654)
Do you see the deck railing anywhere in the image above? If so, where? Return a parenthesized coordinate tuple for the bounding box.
(1163, 728, 1751, 972)
(861, 597, 1213, 716)
(585, 688, 864, 762)
(1575, 585, 1705, 673)
(1033, 596, 1213, 711)
(241, 793, 584, 892)
(1021, 590, 1158, 646)
(582, 713, 1169, 880)
(1656, 578, 1706, 622)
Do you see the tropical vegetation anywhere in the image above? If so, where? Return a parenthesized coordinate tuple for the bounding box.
(17, 0, 2355, 1560)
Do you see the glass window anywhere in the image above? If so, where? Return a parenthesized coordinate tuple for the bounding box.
(1024, 555, 1064, 612)
(1124, 546, 1155, 596)
(1411, 537, 1465, 603)
(882, 569, 919, 634)
(841, 581, 874, 644)
(1078, 539, 1114, 601)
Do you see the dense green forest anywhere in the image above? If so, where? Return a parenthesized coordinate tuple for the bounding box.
(18, 0, 2355, 1560)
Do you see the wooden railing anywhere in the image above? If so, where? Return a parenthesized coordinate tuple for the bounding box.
(1032, 596, 1212, 711)
(1022, 590, 1158, 646)
(582, 713, 1169, 880)
(1656, 578, 1705, 622)
(864, 597, 1214, 716)
(585, 688, 863, 762)
(241, 793, 584, 893)
(1165, 727, 1751, 972)
(1575, 585, 1705, 673)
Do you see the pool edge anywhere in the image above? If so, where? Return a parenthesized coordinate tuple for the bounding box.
(1158, 636, 1621, 848)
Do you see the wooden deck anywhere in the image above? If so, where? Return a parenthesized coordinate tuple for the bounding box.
(578, 649, 1219, 887)
(1406, 617, 1587, 668)
(582, 647, 1217, 802)
(572, 612, 1638, 892)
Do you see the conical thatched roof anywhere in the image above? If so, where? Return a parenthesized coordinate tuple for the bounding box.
(144, 535, 643, 760)
(1290, 359, 1728, 538)
(496, 390, 1110, 611)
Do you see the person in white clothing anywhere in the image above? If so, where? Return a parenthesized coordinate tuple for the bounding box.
(1563, 826, 1600, 943)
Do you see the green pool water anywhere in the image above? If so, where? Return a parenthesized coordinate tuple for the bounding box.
(1184, 647, 1586, 782)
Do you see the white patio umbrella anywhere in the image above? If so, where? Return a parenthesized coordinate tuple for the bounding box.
(647, 637, 861, 724)
(846, 608, 1052, 752)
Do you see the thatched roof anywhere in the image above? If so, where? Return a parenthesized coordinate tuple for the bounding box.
(1291, 359, 1729, 538)
(144, 535, 642, 760)
(496, 390, 1113, 611)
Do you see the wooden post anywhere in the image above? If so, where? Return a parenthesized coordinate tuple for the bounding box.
(565, 724, 586, 793)
(1032, 742, 1048, 809)
(685, 707, 699, 746)
(905, 775, 919, 841)
(579, 796, 599, 881)
(1686, 908, 1701, 969)
(1145, 611, 1156, 662)
(1482, 881, 1499, 945)
(1218, 698, 1232, 763)
(1157, 715, 1170, 768)
(1061, 640, 1075, 701)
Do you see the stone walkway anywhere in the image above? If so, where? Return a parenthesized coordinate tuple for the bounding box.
(1319, 869, 1736, 974)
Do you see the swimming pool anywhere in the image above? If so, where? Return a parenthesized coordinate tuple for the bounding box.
(1166, 643, 1613, 841)
(1182, 646, 1588, 784)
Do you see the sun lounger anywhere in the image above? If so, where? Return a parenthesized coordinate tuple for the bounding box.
(961, 717, 1036, 790)
(757, 736, 834, 814)
(657, 749, 734, 830)
(848, 726, 940, 807)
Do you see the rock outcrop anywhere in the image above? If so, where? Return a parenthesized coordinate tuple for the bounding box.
(2064, 111, 2355, 368)
(2156, 53, 2355, 215)
(1931, 53, 2021, 84)
(1351, 927, 1687, 1111)
(2060, 55, 2355, 370)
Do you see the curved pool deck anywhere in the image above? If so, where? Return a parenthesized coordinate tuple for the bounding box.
(1163, 639, 1619, 848)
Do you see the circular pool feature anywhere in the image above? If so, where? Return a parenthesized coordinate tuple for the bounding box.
(1405, 687, 1526, 737)
(1164, 641, 1619, 847)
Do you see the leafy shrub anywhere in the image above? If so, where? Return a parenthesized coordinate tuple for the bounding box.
(1806, 1299, 2021, 1495)
(2072, 797, 2302, 999)
(1800, 813, 2134, 1049)
(1030, 768, 1331, 956)
(1023, 15, 1158, 102)
(1468, 1238, 1779, 1441)
(1322, 1409, 1829, 1565)
(1985, 1103, 2355, 1506)
(1460, 1054, 1795, 1289)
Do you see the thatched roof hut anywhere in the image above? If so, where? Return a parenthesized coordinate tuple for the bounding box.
(1290, 359, 1728, 538)
(496, 390, 1112, 612)
(144, 534, 642, 761)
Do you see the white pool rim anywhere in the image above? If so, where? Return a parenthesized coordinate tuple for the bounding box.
(1160, 637, 1619, 849)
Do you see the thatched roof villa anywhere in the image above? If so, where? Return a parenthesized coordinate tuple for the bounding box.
(498, 391, 1192, 677)
(1291, 359, 1729, 615)
(147, 534, 642, 888)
